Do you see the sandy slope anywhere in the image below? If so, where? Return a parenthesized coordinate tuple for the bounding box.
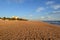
(0, 20, 60, 40)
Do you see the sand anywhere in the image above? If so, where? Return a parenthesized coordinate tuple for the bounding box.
(0, 20, 60, 40)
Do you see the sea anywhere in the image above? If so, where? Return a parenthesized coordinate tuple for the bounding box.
(43, 21, 60, 25)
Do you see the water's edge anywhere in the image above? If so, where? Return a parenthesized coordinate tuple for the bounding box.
(43, 21, 60, 25)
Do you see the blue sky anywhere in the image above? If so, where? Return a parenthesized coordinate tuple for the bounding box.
(0, 0, 60, 20)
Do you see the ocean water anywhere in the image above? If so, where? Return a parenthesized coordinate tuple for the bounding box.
(43, 21, 60, 25)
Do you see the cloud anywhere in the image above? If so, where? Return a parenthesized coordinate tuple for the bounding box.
(46, 1, 60, 10)
(53, 11, 60, 13)
(36, 7, 45, 12)
(40, 16, 53, 20)
(51, 5, 60, 9)
(36, 15, 60, 21)
(40, 16, 45, 19)
(52, 10, 60, 14)
(46, 1, 54, 5)
(48, 10, 60, 15)
(40, 16, 58, 21)
(29, 15, 33, 17)
(29, 14, 33, 20)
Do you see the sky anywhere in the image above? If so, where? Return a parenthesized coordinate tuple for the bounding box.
(0, 0, 60, 21)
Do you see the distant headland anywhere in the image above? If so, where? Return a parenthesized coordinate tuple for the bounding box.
(0, 16, 28, 21)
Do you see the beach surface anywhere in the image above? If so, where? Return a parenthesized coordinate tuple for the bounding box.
(0, 20, 60, 40)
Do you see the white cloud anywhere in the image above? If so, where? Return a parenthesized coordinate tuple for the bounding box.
(37, 15, 60, 21)
(49, 10, 60, 14)
(40, 16, 53, 20)
(46, 1, 60, 10)
(29, 14, 33, 18)
(53, 11, 60, 13)
(36, 7, 45, 12)
(29, 14, 33, 20)
(40, 16, 45, 19)
(46, 1, 54, 5)
(51, 5, 60, 9)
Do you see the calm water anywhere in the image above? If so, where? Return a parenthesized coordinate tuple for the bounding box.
(43, 21, 60, 25)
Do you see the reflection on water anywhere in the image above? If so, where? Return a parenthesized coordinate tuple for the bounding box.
(43, 21, 60, 25)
